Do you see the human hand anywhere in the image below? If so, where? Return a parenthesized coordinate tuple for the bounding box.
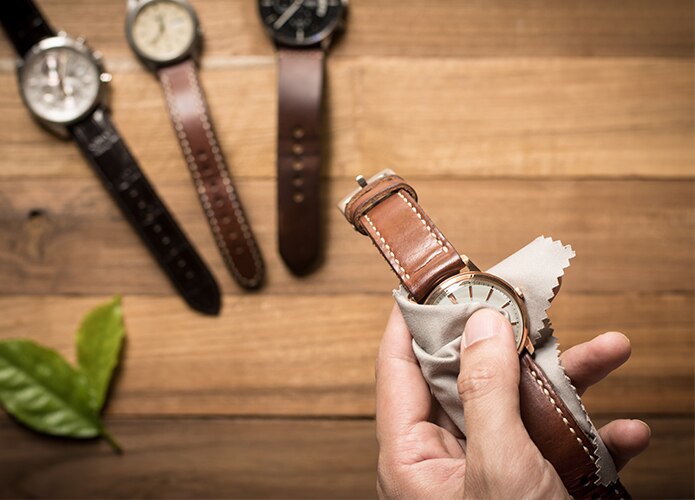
(376, 306, 650, 499)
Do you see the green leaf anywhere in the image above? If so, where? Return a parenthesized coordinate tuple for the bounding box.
(76, 296, 124, 412)
(0, 340, 102, 438)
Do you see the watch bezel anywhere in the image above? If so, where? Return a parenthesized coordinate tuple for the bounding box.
(17, 35, 110, 134)
(258, 0, 348, 48)
(126, 0, 202, 70)
(424, 270, 531, 353)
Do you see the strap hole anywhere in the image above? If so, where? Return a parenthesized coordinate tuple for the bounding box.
(293, 126, 305, 139)
(137, 201, 146, 210)
(292, 160, 304, 172)
(185, 271, 195, 279)
(215, 198, 224, 208)
(292, 144, 304, 155)
(170, 248, 179, 257)
(161, 236, 171, 245)
(197, 152, 208, 162)
(129, 189, 139, 198)
(222, 216, 231, 225)
(153, 225, 162, 233)
(235, 247, 244, 256)
(229, 232, 238, 240)
(177, 259, 186, 268)
(292, 178, 304, 187)
(293, 193, 304, 203)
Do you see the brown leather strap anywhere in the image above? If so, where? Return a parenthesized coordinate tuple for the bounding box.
(158, 59, 264, 289)
(277, 48, 325, 275)
(342, 173, 630, 499)
(344, 175, 464, 302)
(520, 354, 630, 499)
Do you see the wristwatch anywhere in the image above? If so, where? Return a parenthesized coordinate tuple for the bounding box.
(339, 170, 630, 499)
(126, 0, 265, 289)
(258, 0, 348, 275)
(0, 0, 221, 315)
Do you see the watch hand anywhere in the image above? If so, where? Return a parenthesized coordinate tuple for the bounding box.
(273, 0, 304, 29)
(58, 51, 72, 97)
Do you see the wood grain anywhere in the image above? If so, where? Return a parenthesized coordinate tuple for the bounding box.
(1, 58, 692, 179)
(0, 293, 690, 416)
(0, 0, 692, 60)
(0, 0, 692, 496)
(0, 416, 691, 499)
(0, 179, 691, 295)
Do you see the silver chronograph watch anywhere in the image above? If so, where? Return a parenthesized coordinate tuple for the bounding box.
(0, 0, 222, 315)
(125, 0, 266, 290)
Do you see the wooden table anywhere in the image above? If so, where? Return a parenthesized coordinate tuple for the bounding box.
(0, 1, 693, 498)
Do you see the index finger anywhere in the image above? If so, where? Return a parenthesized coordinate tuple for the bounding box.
(376, 303, 432, 447)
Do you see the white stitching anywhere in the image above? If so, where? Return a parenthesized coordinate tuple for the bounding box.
(161, 66, 262, 287)
(530, 369, 598, 465)
(397, 192, 449, 253)
(364, 215, 410, 280)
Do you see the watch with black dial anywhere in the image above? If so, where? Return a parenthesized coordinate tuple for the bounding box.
(126, 0, 265, 289)
(339, 170, 631, 499)
(258, 0, 347, 275)
(0, 0, 221, 315)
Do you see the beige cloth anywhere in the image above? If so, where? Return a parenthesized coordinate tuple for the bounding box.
(394, 236, 618, 486)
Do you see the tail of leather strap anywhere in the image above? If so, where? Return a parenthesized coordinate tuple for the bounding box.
(277, 48, 325, 275)
(519, 354, 631, 499)
(158, 60, 265, 289)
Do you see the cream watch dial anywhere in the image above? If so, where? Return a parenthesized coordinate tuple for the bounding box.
(20, 45, 100, 124)
(426, 273, 526, 349)
(131, 0, 196, 63)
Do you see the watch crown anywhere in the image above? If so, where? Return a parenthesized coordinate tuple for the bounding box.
(100, 73, 113, 84)
(76, 36, 87, 45)
(355, 175, 367, 188)
(58, 30, 67, 38)
(514, 287, 524, 299)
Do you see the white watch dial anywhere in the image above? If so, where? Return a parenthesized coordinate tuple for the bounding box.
(426, 273, 526, 349)
(131, 0, 196, 63)
(20, 45, 100, 124)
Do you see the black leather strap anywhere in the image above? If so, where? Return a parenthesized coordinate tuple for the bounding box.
(69, 108, 221, 315)
(0, 0, 55, 56)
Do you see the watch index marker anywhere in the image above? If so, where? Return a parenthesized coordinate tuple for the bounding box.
(468, 285, 473, 300)
(501, 300, 511, 309)
(485, 287, 494, 302)
(447, 293, 458, 304)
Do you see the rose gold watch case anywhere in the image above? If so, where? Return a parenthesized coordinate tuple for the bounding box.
(424, 270, 533, 354)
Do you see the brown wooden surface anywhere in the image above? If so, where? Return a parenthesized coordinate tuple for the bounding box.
(0, 0, 693, 498)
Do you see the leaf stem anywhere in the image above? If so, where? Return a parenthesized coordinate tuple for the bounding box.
(101, 428, 123, 454)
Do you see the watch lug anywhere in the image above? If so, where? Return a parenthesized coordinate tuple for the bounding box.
(461, 254, 480, 272)
(127, 0, 141, 11)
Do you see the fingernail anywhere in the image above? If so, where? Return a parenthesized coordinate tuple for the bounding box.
(463, 309, 504, 349)
(632, 419, 651, 437)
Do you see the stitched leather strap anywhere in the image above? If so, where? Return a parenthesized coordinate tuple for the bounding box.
(342, 173, 630, 499)
(0, 0, 55, 56)
(157, 59, 264, 289)
(520, 354, 630, 499)
(345, 175, 464, 302)
(277, 47, 324, 275)
(70, 108, 221, 315)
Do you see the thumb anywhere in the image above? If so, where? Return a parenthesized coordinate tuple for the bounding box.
(458, 309, 527, 453)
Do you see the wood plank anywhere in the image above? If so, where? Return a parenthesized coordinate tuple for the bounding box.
(0, 416, 691, 499)
(1, 58, 691, 180)
(0, 0, 691, 60)
(0, 293, 690, 416)
(0, 179, 691, 295)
